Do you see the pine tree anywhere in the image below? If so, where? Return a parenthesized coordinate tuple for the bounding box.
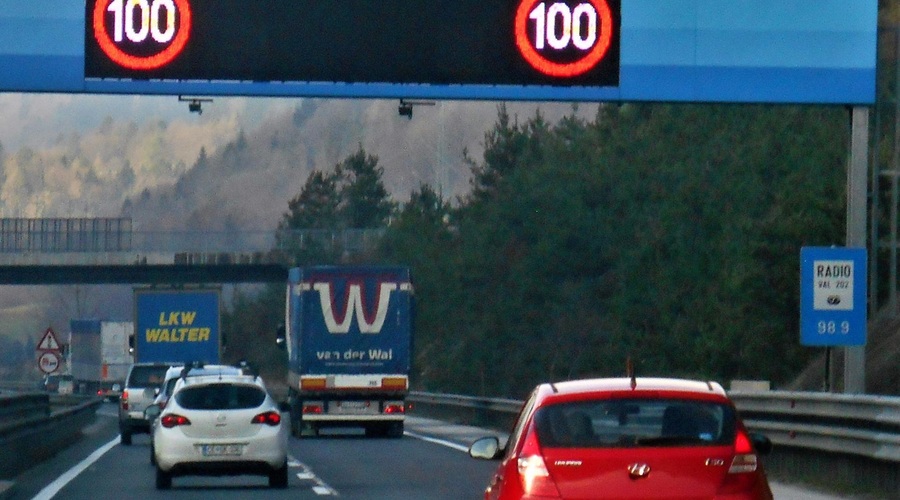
(336, 146, 395, 228)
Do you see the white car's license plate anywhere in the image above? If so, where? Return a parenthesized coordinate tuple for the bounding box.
(200, 444, 243, 456)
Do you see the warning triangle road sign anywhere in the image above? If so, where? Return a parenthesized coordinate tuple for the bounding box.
(37, 327, 61, 351)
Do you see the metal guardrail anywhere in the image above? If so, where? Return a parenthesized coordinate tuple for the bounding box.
(0, 392, 102, 479)
(729, 391, 900, 463)
(0, 394, 50, 432)
(408, 390, 900, 463)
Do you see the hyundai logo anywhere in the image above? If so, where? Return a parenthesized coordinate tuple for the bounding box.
(827, 295, 841, 305)
(627, 462, 651, 479)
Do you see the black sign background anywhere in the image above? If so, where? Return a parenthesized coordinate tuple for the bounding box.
(85, 0, 620, 87)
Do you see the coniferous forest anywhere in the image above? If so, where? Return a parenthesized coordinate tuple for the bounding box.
(224, 103, 855, 399)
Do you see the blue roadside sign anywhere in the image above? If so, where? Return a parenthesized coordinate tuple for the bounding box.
(800, 247, 867, 346)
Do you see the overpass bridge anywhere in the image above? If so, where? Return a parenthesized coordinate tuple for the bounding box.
(0, 218, 383, 284)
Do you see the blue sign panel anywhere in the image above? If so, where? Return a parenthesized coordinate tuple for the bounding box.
(800, 247, 867, 346)
(134, 288, 221, 363)
(0, 0, 878, 103)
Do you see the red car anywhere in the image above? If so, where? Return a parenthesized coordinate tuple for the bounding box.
(469, 377, 773, 499)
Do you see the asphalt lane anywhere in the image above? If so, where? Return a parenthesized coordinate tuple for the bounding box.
(4, 404, 869, 500)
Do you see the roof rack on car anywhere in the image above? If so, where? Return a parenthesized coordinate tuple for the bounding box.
(180, 361, 205, 380)
(237, 359, 259, 380)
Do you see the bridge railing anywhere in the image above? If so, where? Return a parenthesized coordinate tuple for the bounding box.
(408, 390, 900, 496)
(0, 217, 389, 258)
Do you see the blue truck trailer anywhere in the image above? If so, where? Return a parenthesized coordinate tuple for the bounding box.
(133, 288, 222, 364)
(279, 266, 413, 438)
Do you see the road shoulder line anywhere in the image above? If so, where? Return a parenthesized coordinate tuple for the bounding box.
(29, 437, 118, 500)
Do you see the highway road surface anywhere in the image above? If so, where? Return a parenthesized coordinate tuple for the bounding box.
(2, 403, 869, 500)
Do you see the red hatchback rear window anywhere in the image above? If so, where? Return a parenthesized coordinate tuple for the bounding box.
(534, 398, 736, 448)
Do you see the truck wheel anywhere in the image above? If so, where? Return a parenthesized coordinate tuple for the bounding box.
(290, 414, 303, 438)
(288, 393, 303, 438)
(120, 428, 132, 446)
(387, 421, 404, 438)
(269, 461, 289, 488)
(155, 466, 172, 489)
(365, 424, 385, 438)
(150, 441, 156, 466)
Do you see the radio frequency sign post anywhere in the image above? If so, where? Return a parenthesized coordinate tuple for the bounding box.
(800, 247, 867, 346)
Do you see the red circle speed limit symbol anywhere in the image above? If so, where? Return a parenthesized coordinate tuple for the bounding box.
(515, 0, 614, 78)
(92, 0, 193, 70)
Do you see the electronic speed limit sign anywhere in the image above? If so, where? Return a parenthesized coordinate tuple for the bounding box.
(90, 0, 192, 70)
(515, 0, 617, 78)
(86, 0, 620, 87)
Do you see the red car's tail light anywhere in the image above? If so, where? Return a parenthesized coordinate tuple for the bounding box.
(718, 429, 761, 494)
(728, 430, 758, 473)
(251, 411, 282, 426)
(516, 425, 561, 497)
(160, 414, 191, 428)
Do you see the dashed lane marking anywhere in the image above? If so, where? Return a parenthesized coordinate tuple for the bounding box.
(289, 455, 339, 496)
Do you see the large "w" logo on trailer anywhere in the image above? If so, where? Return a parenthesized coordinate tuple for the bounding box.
(313, 282, 397, 334)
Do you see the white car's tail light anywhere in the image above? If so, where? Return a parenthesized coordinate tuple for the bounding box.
(121, 390, 129, 411)
(160, 414, 191, 428)
(251, 411, 282, 426)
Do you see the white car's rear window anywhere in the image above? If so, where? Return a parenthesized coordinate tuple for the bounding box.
(175, 383, 266, 410)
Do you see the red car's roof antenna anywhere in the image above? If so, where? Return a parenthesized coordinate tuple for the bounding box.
(626, 357, 637, 390)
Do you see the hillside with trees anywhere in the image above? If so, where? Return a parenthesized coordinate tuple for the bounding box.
(221, 102, 892, 399)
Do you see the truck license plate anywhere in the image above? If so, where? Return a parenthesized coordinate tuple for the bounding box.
(200, 444, 243, 456)
(337, 401, 371, 413)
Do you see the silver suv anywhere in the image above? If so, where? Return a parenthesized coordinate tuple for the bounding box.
(119, 362, 172, 445)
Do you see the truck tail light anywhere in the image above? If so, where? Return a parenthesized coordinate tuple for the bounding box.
(121, 390, 129, 411)
(384, 403, 405, 414)
(302, 402, 324, 414)
(717, 429, 761, 494)
(160, 414, 191, 428)
(516, 426, 561, 497)
(252, 411, 282, 426)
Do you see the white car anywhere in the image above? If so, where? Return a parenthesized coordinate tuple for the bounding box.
(148, 363, 246, 465)
(148, 371, 289, 489)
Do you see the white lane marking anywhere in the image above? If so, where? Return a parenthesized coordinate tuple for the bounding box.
(404, 431, 469, 453)
(313, 485, 335, 495)
(289, 455, 339, 496)
(31, 436, 119, 500)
